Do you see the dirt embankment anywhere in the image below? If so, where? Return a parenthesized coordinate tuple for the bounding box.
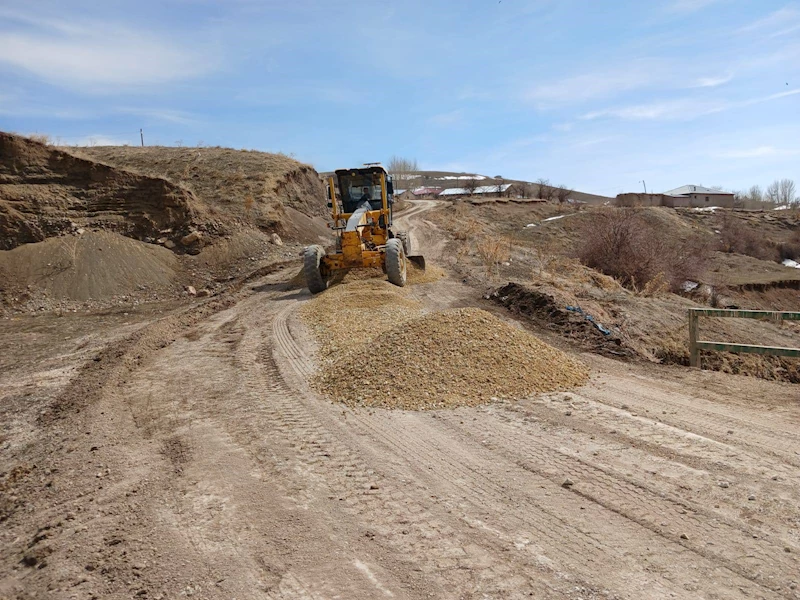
(429, 201, 800, 383)
(0, 134, 331, 312)
(73, 145, 327, 238)
(0, 133, 198, 249)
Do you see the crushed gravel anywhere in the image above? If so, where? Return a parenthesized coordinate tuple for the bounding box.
(303, 280, 588, 410)
(300, 279, 422, 358)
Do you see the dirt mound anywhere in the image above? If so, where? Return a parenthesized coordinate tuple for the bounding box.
(490, 282, 632, 357)
(0, 132, 198, 250)
(0, 133, 329, 249)
(1, 133, 333, 310)
(312, 304, 589, 410)
(301, 279, 422, 357)
(73, 145, 327, 238)
(0, 231, 182, 308)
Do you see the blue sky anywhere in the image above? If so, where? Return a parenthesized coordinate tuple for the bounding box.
(1, 0, 798, 195)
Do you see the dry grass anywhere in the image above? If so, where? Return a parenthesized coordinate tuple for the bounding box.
(71, 146, 325, 224)
(718, 213, 778, 261)
(476, 237, 512, 278)
(577, 208, 712, 292)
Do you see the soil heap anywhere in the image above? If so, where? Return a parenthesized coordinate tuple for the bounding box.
(300, 279, 422, 357)
(303, 278, 588, 410)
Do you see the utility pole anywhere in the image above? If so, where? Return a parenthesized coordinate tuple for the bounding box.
(640, 180, 647, 194)
(140, 129, 144, 147)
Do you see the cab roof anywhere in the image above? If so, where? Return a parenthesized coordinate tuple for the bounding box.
(334, 164, 389, 176)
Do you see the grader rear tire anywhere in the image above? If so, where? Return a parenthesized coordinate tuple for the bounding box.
(303, 245, 329, 294)
(385, 238, 407, 287)
(396, 231, 411, 255)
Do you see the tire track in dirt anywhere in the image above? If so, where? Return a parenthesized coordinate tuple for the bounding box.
(584, 376, 800, 469)
(275, 302, 790, 599)
(495, 396, 800, 542)
(262, 297, 575, 598)
(432, 406, 800, 595)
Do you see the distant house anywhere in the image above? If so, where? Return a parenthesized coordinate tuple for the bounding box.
(412, 186, 444, 197)
(438, 183, 514, 198)
(662, 185, 735, 208)
(616, 185, 734, 209)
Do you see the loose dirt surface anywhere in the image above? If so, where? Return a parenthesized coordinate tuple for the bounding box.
(2, 199, 800, 599)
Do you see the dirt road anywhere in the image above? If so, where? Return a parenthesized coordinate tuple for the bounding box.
(2, 201, 800, 599)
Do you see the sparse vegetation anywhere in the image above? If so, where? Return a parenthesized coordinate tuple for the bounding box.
(536, 178, 556, 202)
(577, 209, 711, 292)
(555, 185, 572, 204)
(463, 178, 479, 195)
(387, 155, 418, 181)
(718, 213, 778, 261)
(766, 178, 798, 205)
(778, 230, 800, 262)
(475, 236, 511, 278)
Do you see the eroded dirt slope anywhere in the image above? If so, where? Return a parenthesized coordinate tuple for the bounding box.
(0, 133, 198, 249)
(73, 145, 327, 235)
(0, 135, 331, 312)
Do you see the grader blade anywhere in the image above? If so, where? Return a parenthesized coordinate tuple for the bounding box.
(408, 255, 426, 270)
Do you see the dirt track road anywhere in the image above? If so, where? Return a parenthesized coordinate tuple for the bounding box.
(2, 201, 800, 599)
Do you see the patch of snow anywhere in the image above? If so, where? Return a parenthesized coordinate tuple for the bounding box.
(783, 259, 800, 269)
(681, 281, 700, 292)
(543, 215, 565, 222)
(692, 206, 720, 213)
(774, 205, 790, 211)
(436, 175, 486, 180)
(524, 223, 537, 228)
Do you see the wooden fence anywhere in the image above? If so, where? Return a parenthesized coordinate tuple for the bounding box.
(688, 308, 800, 368)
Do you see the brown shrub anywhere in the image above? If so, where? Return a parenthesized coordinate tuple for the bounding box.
(718, 213, 778, 261)
(577, 209, 711, 292)
(778, 230, 800, 261)
(476, 236, 511, 278)
(453, 219, 482, 241)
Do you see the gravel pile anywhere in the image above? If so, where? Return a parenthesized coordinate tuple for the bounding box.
(311, 305, 589, 410)
(300, 279, 422, 358)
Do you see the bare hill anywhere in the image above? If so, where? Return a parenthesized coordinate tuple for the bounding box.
(0, 134, 331, 311)
(0, 133, 198, 250)
(74, 145, 327, 233)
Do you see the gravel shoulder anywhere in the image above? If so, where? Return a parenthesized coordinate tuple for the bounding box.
(1, 200, 799, 599)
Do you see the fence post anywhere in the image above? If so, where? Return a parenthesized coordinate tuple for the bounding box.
(688, 310, 700, 368)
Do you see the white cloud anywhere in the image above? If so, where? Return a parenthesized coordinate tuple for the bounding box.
(691, 74, 733, 88)
(737, 7, 800, 37)
(116, 108, 199, 125)
(0, 9, 215, 92)
(716, 146, 777, 158)
(582, 98, 725, 121)
(715, 145, 800, 159)
(525, 61, 667, 106)
(69, 134, 135, 147)
(582, 89, 800, 121)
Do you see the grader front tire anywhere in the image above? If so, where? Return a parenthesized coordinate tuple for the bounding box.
(303, 245, 329, 294)
(385, 238, 407, 287)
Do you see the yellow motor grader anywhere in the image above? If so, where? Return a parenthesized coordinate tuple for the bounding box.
(303, 164, 425, 293)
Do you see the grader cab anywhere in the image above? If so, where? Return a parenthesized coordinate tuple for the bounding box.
(303, 164, 425, 294)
